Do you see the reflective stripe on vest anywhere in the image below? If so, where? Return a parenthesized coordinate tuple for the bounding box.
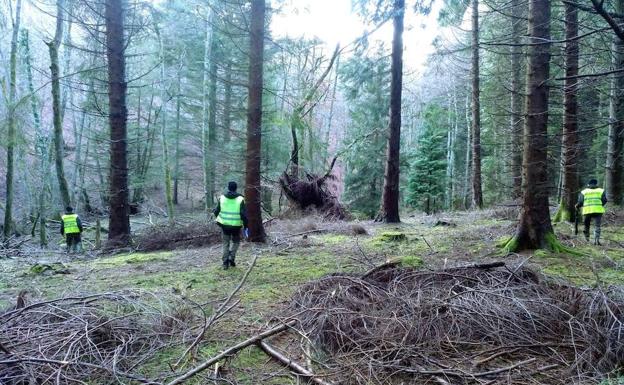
(216, 195, 244, 226)
(581, 188, 605, 215)
(62, 214, 80, 234)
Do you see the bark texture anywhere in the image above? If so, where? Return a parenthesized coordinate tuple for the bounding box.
(505, 0, 556, 251)
(49, 0, 71, 209)
(510, 0, 524, 199)
(471, 0, 483, 208)
(3, 0, 22, 238)
(605, 0, 624, 205)
(245, 0, 267, 242)
(555, 1, 580, 223)
(106, 0, 131, 245)
(376, 0, 404, 223)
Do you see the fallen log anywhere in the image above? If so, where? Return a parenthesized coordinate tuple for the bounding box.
(257, 340, 335, 385)
(165, 321, 296, 385)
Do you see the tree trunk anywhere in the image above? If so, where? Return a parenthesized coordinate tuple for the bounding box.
(48, 0, 71, 209)
(208, 37, 218, 207)
(156, 23, 175, 225)
(605, 0, 624, 205)
(223, 60, 232, 143)
(173, 67, 182, 205)
(470, 0, 483, 209)
(376, 0, 404, 223)
(504, 0, 557, 252)
(201, 16, 214, 213)
(245, 0, 267, 242)
(446, 88, 455, 209)
(22, 28, 50, 245)
(106, 0, 131, 245)
(510, 0, 524, 199)
(554, 1, 579, 223)
(464, 93, 472, 209)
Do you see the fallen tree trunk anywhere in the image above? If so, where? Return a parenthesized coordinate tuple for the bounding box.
(257, 340, 335, 385)
(165, 321, 296, 385)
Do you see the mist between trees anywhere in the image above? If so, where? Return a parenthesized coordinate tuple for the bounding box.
(0, 0, 622, 251)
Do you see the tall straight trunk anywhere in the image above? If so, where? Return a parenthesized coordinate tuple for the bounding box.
(156, 24, 174, 224)
(223, 60, 232, 143)
(470, 0, 483, 208)
(606, 0, 624, 205)
(464, 93, 472, 209)
(376, 0, 404, 223)
(510, 0, 524, 199)
(446, 89, 455, 209)
(554, 1, 580, 223)
(3, 0, 21, 238)
(504, 0, 556, 251)
(245, 0, 267, 242)
(201, 17, 214, 213)
(173, 68, 182, 205)
(208, 38, 218, 205)
(49, 0, 71, 209)
(106, 0, 131, 245)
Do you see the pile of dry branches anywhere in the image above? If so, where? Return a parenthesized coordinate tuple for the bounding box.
(284, 263, 624, 384)
(0, 291, 197, 384)
(134, 221, 221, 252)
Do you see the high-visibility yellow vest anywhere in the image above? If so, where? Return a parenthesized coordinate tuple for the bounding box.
(62, 214, 81, 234)
(216, 196, 244, 226)
(581, 188, 605, 215)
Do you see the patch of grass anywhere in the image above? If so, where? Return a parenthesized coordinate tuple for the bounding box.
(94, 252, 173, 267)
(319, 234, 349, 245)
(399, 255, 424, 268)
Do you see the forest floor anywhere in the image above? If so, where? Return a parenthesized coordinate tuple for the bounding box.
(2, 207, 624, 384)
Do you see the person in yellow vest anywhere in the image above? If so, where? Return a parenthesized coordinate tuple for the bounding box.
(61, 206, 83, 253)
(213, 182, 248, 269)
(576, 179, 607, 245)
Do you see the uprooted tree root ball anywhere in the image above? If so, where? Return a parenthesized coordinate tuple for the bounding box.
(279, 170, 350, 220)
(283, 263, 624, 384)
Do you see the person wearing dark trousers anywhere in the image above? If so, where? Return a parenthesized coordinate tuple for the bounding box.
(61, 206, 83, 253)
(213, 181, 249, 269)
(576, 178, 607, 245)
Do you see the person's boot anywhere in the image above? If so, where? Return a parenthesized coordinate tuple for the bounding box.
(594, 233, 601, 246)
(583, 231, 590, 242)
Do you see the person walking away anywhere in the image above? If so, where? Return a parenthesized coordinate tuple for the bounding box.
(213, 181, 248, 269)
(61, 206, 83, 253)
(576, 178, 607, 245)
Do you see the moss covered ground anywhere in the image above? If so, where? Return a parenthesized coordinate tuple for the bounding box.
(2, 208, 624, 383)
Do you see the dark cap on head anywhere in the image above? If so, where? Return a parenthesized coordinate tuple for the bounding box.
(227, 181, 237, 192)
(588, 178, 598, 187)
(65, 206, 74, 213)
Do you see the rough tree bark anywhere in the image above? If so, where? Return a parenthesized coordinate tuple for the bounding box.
(245, 0, 267, 242)
(173, 66, 182, 205)
(3, 0, 22, 238)
(48, 0, 71, 209)
(510, 0, 524, 199)
(223, 60, 232, 143)
(376, 0, 404, 223)
(554, 1, 580, 223)
(470, 0, 483, 209)
(605, 0, 624, 205)
(201, 16, 214, 213)
(208, 37, 218, 207)
(504, 0, 560, 252)
(106, 0, 131, 245)
(155, 22, 175, 225)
